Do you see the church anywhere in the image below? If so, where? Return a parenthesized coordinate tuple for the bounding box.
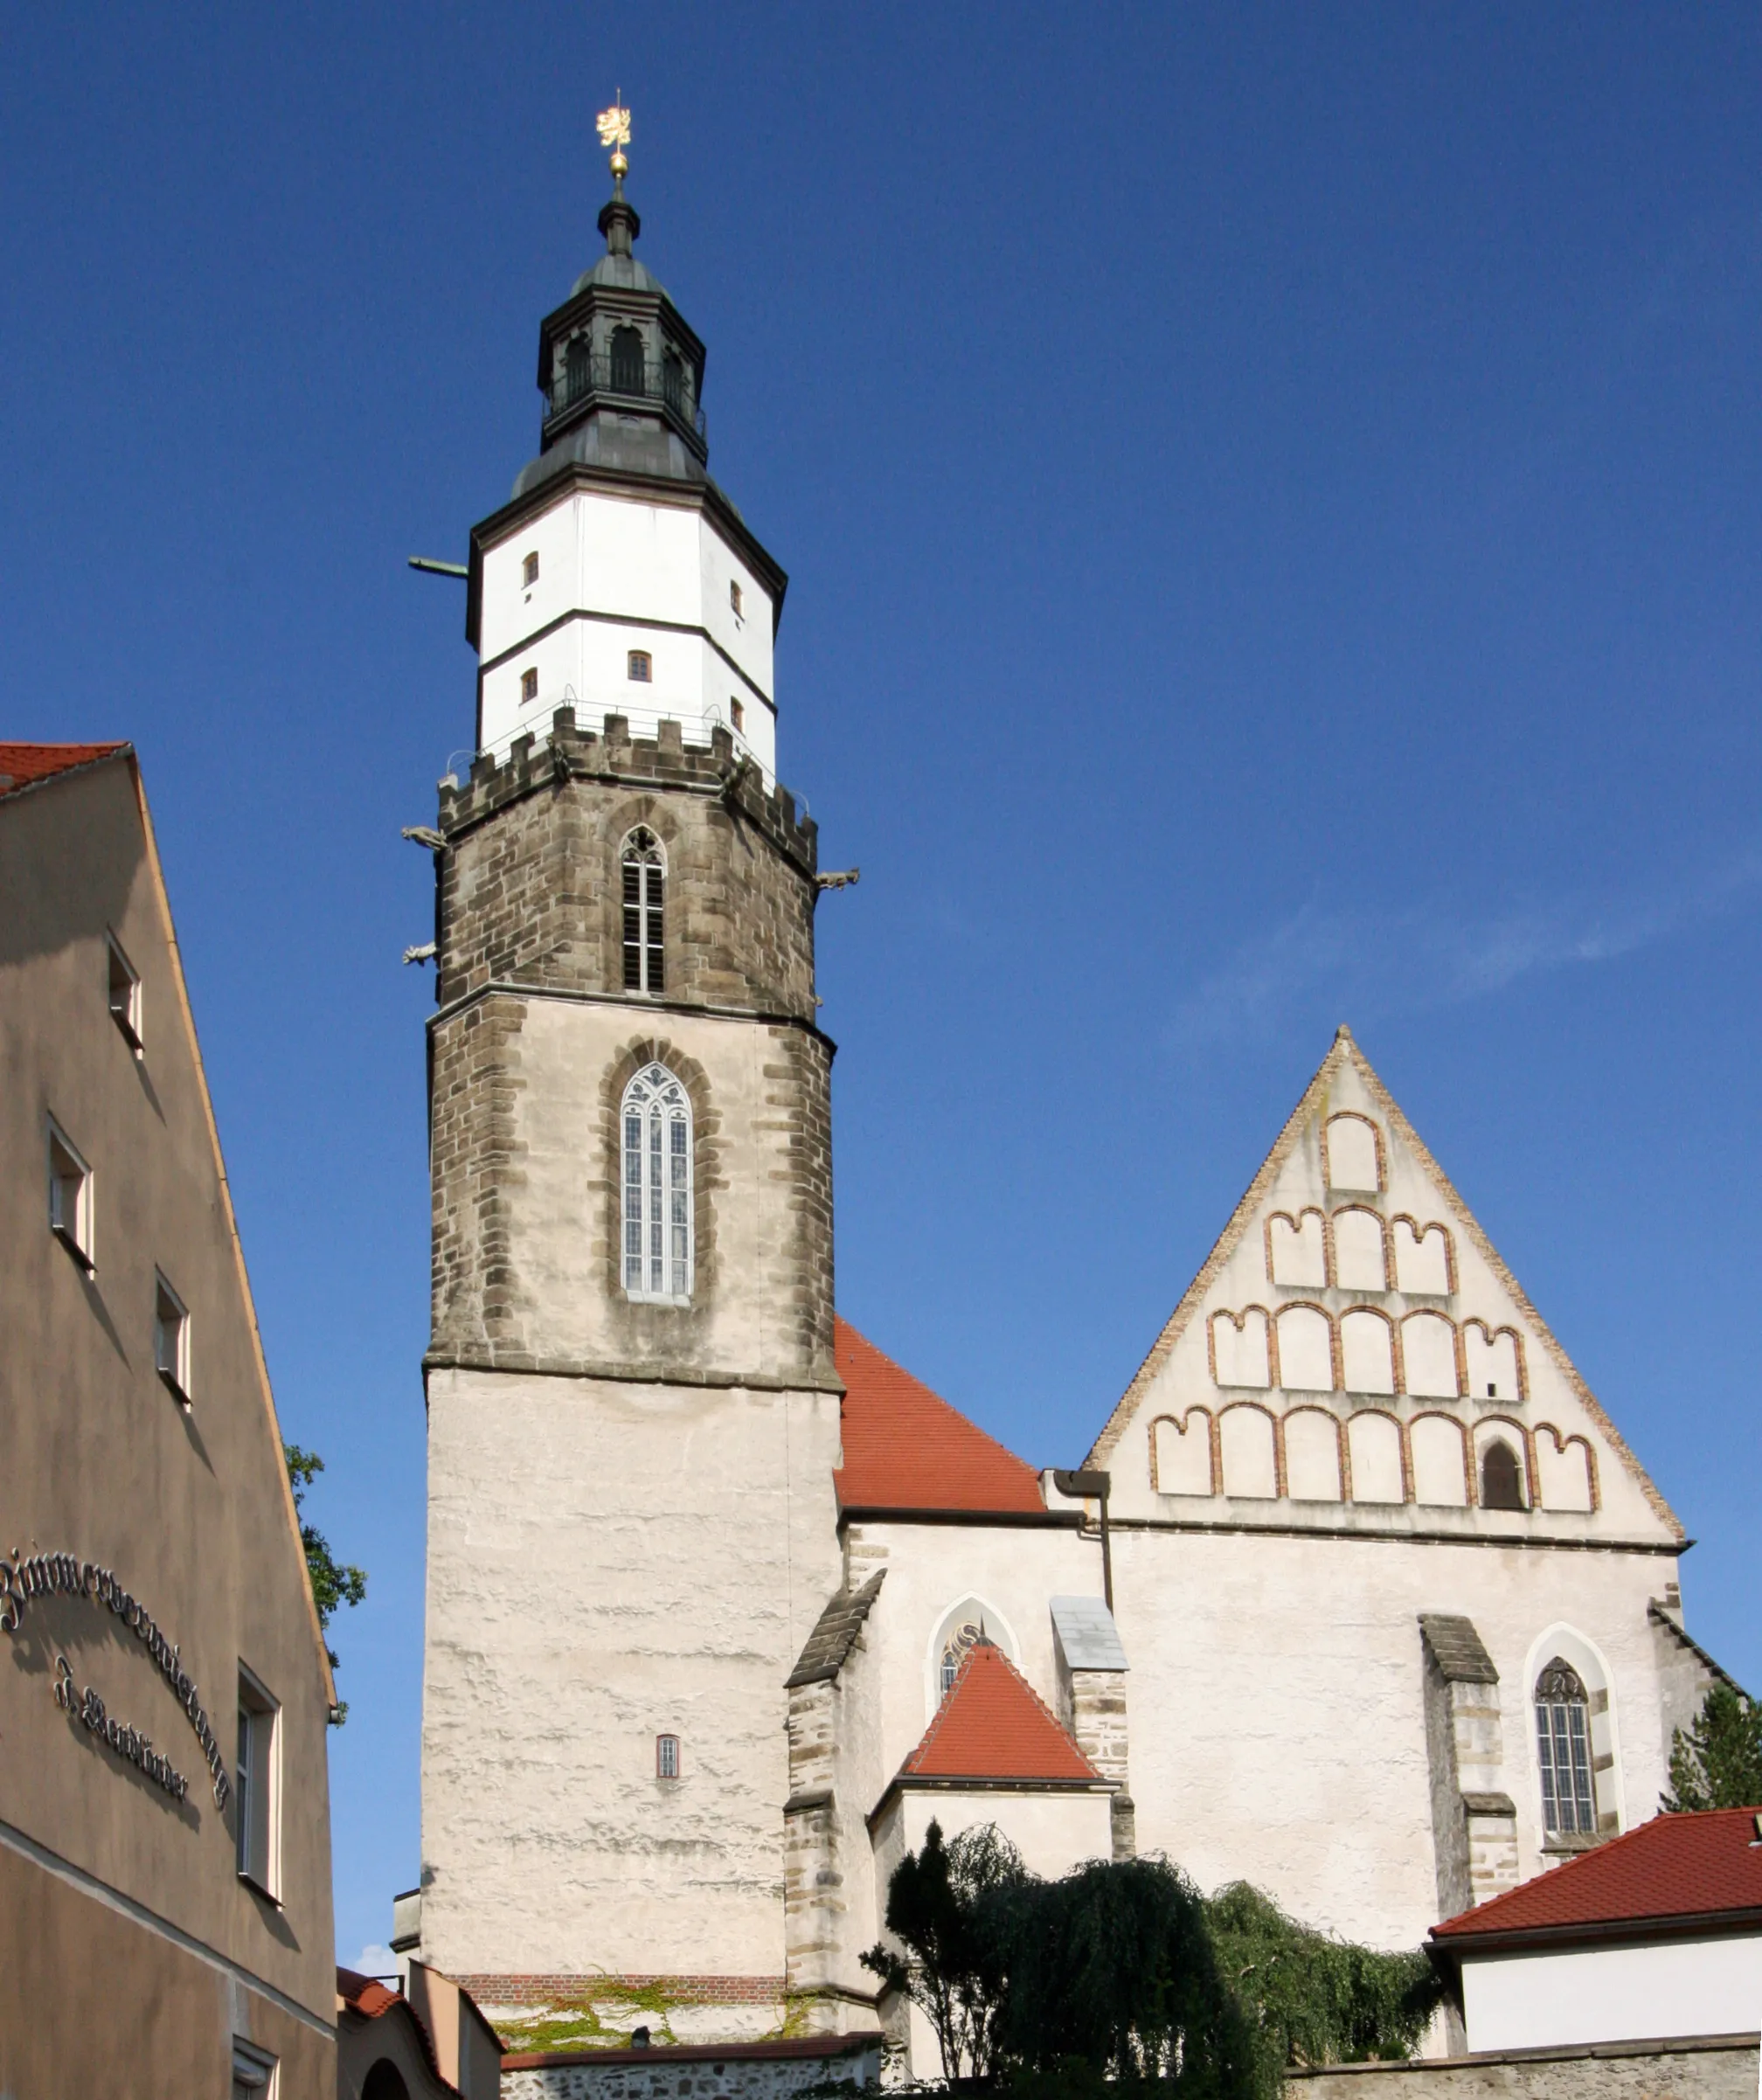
(406, 143, 1724, 2073)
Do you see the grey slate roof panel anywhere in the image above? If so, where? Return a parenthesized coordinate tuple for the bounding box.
(1051, 1595, 1128, 1673)
(787, 1570, 886, 1689)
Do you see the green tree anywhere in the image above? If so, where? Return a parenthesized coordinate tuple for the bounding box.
(861, 1819, 1025, 2082)
(1203, 1882, 1442, 2073)
(1002, 1855, 1266, 2097)
(1662, 1682, 1762, 1812)
(284, 1444, 367, 1724)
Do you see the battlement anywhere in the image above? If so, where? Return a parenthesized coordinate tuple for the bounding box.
(439, 707, 817, 877)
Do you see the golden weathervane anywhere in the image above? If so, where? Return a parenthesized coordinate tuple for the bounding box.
(597, 97, 632, 180)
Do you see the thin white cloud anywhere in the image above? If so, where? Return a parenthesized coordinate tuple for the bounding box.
(1170, 846, 1762, 1053)
(351, 1942, 397, 1978)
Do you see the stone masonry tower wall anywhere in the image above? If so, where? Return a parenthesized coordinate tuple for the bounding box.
(420, 719, 844, 2050)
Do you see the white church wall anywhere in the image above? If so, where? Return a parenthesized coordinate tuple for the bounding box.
(422, 1364, 840, 1979)
(1460, 1932, 1762, 2053)
(1109, 1525, 1677, 1951)
(841, 1521, 1104, 1799)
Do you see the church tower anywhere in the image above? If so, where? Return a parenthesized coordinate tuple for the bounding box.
(414, 145, 843, 2034)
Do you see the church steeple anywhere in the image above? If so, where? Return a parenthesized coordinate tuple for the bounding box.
(516, 170, 710, 498)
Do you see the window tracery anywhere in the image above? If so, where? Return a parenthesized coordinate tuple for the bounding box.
(1535, 1659, 1597, 1836)
(621, 1061, 693, 1301)
(621, 828, 664, 994)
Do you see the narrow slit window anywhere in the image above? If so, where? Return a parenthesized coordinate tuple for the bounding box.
(627, 649, 652, 683)
(155, 1272, 191, 1401)
(522, 551, 539, 587)
(47, 1120, 94, 1269)
(656, 1732, 681, 1779)
(107, 933, 142, 1049)
(520, 667, 538, 705)
(621, 828, 664, 994)
(621, 1061, 693, 1302)
(1536, 1659, 1597, 1837)
(729, 579, 743, 618)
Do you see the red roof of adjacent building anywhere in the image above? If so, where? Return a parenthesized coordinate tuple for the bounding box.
(1432, 1809, 1762, 1946)
(834, 1319, 1044, 1515)
(0, 743, 128, 800)
(899, 1640, 1100, 1785)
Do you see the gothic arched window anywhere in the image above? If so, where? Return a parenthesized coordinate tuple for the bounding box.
(1480, 1438, 1525, 1511)
(621, 1062, 693, 1301)
(611, 324, 644, 396)
(621, 828, 664, 994)
(1535, 1658, 1596, 1836)
(939, 1617, 984, 1700)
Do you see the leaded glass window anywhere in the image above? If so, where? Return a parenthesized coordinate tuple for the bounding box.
(621, 1062, 693, 1301)
(1536, 1659, 1597, 1836)
(939, 1618, 984, 1701)
(622, 828, 664, 994)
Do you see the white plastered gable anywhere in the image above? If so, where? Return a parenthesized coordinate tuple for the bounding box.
(1089, 1029, 1681, 1545)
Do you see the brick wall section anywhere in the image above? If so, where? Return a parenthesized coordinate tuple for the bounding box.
(435, 710, 819, 1015)
(430, 994, 532, 1355)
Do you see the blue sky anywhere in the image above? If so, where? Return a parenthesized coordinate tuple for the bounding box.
(4, 5, 1759, 1969)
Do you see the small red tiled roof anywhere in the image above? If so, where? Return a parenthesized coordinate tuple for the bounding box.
(834, 1320, 1044, 1515)
(0, 743, 128, 800)
(1432, 1809, 1762, 1944)
(900, 1640, 1100, 1784)
(336, 1965, 401, 2017)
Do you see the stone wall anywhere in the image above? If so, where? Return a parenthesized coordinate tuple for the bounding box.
(502, 2034, 883, 2100)
(1286, 2034, 1759, 2098)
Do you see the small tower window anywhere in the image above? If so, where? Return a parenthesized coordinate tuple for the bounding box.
(564, 333, 592, 407)
(1480, 1438, 1526, 1511)
(656, 1733, 681, 1779)
(662, 349, 685, 416)
(730, 697, 745, 733)
(621, 1061, 693, 1302)
(627, 650, 652, 683)
(610, 324, 644, 396)
(1535, 1659, 1597, 1837)
(107, 933, 142, 1050)
(520, 668, 538, 705)
(621, 828, 664, 995)
(729, 579, 743, 618)
(522, 551, 539, 588)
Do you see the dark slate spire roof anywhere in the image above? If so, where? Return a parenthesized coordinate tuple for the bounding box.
(511, 176, 710, 502)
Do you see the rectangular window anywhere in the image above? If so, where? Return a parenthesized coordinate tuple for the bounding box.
(108, 932, 142, 1050)
(155, 1272, 191, 1401)
(730, 697, 745, 733)
(729, 579, 743, 618)
(656, 1732, 681, 1778)
(520, 667, 538, 704)
(627, 649, 652, 683)
(522, 550, 539, 587)
(232, 2040, 276, 2097)
(236, 1668, 280, 1896)
(47, 1120, 94, 1270)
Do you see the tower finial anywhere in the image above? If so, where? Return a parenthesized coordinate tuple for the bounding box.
(597, 95, 632, 187)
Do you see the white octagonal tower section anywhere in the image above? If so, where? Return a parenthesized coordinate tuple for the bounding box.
(476, 482, 778, 778)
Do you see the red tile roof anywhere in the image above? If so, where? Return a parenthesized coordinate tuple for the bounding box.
(0, 742, 128, 800)
(336, 1966, 402, 2017)
(834, 1320, 1044, 1515)
(900, 1639, 1100, 1784)
(1432, 1809, 1762, 1945)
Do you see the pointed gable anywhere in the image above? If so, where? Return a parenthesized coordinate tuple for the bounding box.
(835, 1319, 1044, 1515)
(1087, 1028, 1679, 1542)
(0, 741, 128, 800)
(900, 1641, 1099, 1784)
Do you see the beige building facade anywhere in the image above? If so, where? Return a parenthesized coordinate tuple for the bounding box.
(0, 744, 339, 2094)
